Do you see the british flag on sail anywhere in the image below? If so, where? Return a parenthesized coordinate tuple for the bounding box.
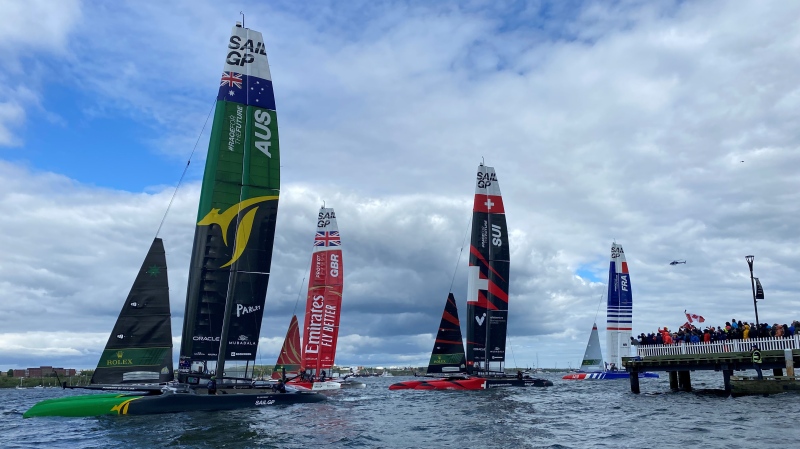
(314, 231, 341, 247)
(220, 71, 243, 88)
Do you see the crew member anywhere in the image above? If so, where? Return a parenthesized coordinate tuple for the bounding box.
(207, 376, 217, 395)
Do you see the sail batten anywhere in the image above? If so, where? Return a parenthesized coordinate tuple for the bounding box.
(179, 24, 280, 379)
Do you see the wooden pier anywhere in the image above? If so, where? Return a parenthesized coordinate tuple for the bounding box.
(623, 336, 800, 396)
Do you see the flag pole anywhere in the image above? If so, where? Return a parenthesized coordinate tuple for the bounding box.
(745, 255, 760, 332)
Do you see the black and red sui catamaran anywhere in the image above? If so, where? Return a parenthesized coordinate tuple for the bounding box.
(390, 164, 552, 391)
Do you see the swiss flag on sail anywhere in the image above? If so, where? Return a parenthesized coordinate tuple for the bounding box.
(473, 195, 505, 213)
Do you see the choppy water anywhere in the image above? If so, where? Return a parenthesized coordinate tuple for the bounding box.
(2, 372, 798, 448)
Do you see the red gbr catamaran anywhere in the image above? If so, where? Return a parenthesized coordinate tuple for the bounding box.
(284, 207, 346, 391)
(390, 163, 552, 391)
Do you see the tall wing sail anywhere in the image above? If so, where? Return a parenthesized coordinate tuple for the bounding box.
(427, 293, 467, 375)
(301, 207, 344, 372)
(179, 24, 280, 371)
(92, 238, 173, 384)
(606, 243, 632, 369)
(272, 315, 301, 379)
(466, 164, 510, 371)
(580, 323, 604, 372)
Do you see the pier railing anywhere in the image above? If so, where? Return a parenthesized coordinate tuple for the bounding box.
(635, 335, 800, 357)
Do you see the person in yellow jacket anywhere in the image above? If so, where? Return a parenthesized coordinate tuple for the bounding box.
(750, 344, 763, 380)
(743, 324, 750, 340)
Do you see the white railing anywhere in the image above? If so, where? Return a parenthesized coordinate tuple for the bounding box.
(635, 335, 800, 357)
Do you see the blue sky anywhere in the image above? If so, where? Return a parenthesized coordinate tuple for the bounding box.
(2, 0, 800, 372)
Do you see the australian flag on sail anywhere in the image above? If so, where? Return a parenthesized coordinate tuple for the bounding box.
(314, 231, 341, 247)
(217, 71, 276, 109)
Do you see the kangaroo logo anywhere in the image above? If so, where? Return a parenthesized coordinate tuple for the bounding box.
(475, 313, 486, 326)
(197, 195, 278, 267)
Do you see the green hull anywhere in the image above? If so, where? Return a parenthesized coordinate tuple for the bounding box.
(24, 389, 326, 418)
(23, 393, 144, 418)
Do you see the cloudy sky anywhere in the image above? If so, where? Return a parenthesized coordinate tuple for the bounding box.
(2, 0, 799, 372)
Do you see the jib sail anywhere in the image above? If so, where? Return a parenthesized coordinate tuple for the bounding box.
(427, 293, 467, 375)
(92, 238, 173, 384)
(272, 315, 302, 379)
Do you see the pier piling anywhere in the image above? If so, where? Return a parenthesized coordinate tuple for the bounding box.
(668, 371, 678, 391)
(678, 371, 692, 392)
(629, 371, 640, 394)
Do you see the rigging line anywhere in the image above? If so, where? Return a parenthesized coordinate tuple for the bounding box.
(507, 335, 517, 370)
(292, 275, 307, 317)
(448, 214, 473, 293)
(154, 99, 216, 239)
(593, 293, 604, 323)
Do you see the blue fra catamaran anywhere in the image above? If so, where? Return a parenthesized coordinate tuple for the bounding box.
(563, 243, 658, 380)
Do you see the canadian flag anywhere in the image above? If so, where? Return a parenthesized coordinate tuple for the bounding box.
(684, 310, 705, 323)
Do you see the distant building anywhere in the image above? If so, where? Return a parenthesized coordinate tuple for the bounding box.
(15, 366, 77, 378)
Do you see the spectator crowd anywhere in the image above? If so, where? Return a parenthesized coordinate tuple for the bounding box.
(632, 319, 800, 346)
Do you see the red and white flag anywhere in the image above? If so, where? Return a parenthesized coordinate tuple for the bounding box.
(684, 310, 705, 323)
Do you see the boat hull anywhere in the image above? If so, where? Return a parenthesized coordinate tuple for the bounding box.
(23, 389, 326, 418)
(335, 379, 366, 389)
(389, 376, 553, 391)
(562, 371, 659, 380)
(287, 380, 342, 391)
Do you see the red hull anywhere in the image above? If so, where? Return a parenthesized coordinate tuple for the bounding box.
(389, 377, 486, 391)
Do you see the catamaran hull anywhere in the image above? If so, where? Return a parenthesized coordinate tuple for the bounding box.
(562, 371, 659, 380)
(389, 377, 553, 391)
(335, 379, 366, 389)
(287, 380, 342, 391)
(24, 390, 325, 418)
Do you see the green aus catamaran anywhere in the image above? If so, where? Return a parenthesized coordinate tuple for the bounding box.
(24, 22, 324, 418)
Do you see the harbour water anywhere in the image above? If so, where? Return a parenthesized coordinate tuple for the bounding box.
(2, 372, 797, 448)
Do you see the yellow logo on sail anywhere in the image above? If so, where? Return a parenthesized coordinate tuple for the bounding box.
(197, 195, 278, 268)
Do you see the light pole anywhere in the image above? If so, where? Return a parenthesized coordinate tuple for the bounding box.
(745, 255, 760, 333)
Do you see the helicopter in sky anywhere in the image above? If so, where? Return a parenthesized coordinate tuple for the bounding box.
(669, 260, 687, 265)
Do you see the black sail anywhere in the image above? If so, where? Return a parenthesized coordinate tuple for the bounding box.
(91, 238, 173, 384)
(466, 164, 510, 373)
(426, 293, 467, 375)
